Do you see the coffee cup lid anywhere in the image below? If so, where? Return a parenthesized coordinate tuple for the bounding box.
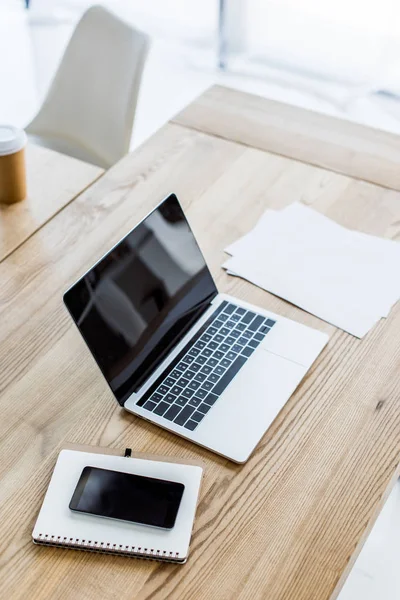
(0, 125, 27, 156)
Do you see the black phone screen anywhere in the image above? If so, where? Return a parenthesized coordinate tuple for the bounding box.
(69, 466, 185, 529)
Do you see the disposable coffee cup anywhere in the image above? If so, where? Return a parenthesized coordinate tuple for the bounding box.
(0, 125, 27, 204)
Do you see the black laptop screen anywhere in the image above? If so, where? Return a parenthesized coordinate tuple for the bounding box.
(64, 194, 218, 406)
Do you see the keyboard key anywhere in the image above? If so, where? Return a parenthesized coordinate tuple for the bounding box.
(226, 351, 237, 361)
(177, 377, 189, 388)
(248, 339, 260, 348)
(214, 334, 224, 343)
(235, 323, 246, 331)
(265, 319, 276, 327)
(249, 315, 264, 331)
(204, 392, 218, 406)
(230, 330, 240, 338)
(220, 358, 231, 368)
(164, 404, 182, 421)
(223, 304, 235, 315)
(260, 326, 271, 334)
(198, 403, 211, 414)
(195, 340, 206, 349)
(226, 320, 235, 329)
(185, 369, 196, 379)
(189, 396, 202, 407)
(164, 377, 175, 387)
(220, 327, 230, 336)
(232, 344, 242, 353)
(202, 348, 213, 357)
(254, 333, 264, 342)
(225, 336, 235, 345)
(215, 365, 225, 376)
(175, 396, 188, 407)
(208, 341, 218, 350)
(212, 355, 247, 395)
(213, 350, 224, 360)
(238, 336, 248, 345)
(196, 355, 207, 364)
(188, 347, 200, 357)
(207, 358, 218, 367)
(184, 419, 198, 431)
(158, 385, 169, 395)
(219, 313, 228, 321)
(231, 314, 240, 322)
(219, 343, 229, 353)
(190, 362, 202, 372)
(171, 369, 183, 379)
(185, 355, 195, 364)
(201, 333, 212, 342)
(236, 307, 246, 315)
(174, 405, 195, 425)
(208, 373, 219, 383)
(164, 393, 176, 403)
(192, 411, 206, 422)
(151, 392, 162, 402)
(154, 401, 170, 416)
(208, 326, 217, 335)
(196, 388, 207, 399)
(194, 372, 207, 382)
(182, 388, 195, 399)
(214, 320, 224, 329)
(242, 330, 252, 339)
(242, 311, 255, 324)
(171, 385, 183, 396)
(202, 381, 214, 391)
(241, 346, 254, 357)
(143, 400, 157, 411)
(201, 365, 212, 375)
(188, 380, 201, 390)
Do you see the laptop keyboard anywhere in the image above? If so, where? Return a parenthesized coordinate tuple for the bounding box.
(137, 300, 275, 431)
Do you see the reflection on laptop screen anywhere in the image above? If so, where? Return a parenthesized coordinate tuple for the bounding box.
(64, 194, 218, 405)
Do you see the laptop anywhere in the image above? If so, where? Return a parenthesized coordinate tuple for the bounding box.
(64, 194, 328, 463)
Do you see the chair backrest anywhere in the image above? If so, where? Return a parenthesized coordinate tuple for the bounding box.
(27, 5, 150, 167)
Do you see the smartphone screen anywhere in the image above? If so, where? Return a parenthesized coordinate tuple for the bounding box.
(69, 466, 185, 529)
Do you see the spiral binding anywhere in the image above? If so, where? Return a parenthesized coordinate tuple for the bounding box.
(35, 533, 182, 563)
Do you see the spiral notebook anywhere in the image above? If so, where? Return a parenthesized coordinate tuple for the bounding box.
(32, 448, 203, 563)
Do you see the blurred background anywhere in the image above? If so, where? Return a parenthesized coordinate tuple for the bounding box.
(2, 0, 400, 150)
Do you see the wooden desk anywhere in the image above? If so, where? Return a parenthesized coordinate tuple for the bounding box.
(0, 144, 103, 262)
(173, 85, 400, 192)
(1, 88, 399, 600)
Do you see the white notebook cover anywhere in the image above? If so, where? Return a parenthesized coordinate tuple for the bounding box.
(32, 449, 203, 563)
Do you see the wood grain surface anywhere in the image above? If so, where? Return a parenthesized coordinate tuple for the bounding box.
(173, 85, 400, 192)
(0, 143, 103, 262)
(0, 118, 400, 600)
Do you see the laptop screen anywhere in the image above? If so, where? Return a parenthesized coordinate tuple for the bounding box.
(64, 194, 218, 406)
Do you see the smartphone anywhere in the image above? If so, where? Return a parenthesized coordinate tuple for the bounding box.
(69, 466, 185, 529)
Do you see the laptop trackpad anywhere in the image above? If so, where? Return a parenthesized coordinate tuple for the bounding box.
(198, 348, 307, 462)
(261, 318, 328, 366)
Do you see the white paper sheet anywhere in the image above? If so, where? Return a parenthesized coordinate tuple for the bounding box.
(224, 210, 278, 257)
(223, 203, 400, 337)
(275, 204, 400, 317)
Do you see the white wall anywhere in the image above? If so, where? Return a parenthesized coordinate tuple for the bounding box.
(245, 0, 400, 90)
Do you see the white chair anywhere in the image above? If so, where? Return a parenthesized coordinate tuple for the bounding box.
(26, 5, 150, 168)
